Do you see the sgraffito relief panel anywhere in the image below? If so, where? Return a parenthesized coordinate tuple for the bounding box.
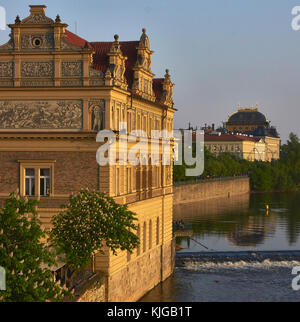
(61, 61, 82, 77)
(0, 62, 13, 78)
(21, 33, 54, 50)
(89, 67, 104, 86)
(0, 100, 82, 129)
(21, 61, 54, 78)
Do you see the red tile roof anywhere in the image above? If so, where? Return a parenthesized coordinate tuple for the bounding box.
(153, 78, 164, 103)
(64, 30, 93, 49)
(90, 41, 139, 85)
(204, 133, 258, 142)
(63, 30, 165, 103)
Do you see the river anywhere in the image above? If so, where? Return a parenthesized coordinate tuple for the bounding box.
(140, 192, 300, 302)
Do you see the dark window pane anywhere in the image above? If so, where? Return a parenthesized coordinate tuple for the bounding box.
(40, 169, 50, 177)
(25, 178, 30, 196)
(46, 177, 50, 196)
(25, 168, 34, 177)
(25, 177, 35, 196)
(40, 178, 45, 196)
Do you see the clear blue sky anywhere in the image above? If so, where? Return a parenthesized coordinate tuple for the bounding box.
(1, 0, 300, 142)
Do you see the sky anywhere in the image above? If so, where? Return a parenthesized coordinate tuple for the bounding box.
(1, 0, 300, 142)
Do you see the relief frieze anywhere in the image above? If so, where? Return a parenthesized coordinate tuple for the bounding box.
(0, 100, 82, 129)
(0, 62, 13, 77)
(21, 61, 53, 78)
(62, 61, 82, 77)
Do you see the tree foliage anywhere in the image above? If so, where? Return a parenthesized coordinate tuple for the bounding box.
(0, 193, 70, 302)
(174, 132, 300, 192)
(50, 190, 139, 270)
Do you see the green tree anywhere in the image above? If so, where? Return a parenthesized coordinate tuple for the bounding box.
(0, 193, 70, 302)
(50, 190, 139, 271)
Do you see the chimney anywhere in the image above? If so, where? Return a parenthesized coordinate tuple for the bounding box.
(29, 5, 47, 15)
(212, 123, 215, 131)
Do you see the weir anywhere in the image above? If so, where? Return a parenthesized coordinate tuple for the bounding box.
(176, 250, 300, 267)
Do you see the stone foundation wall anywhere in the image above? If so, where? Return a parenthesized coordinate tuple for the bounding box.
(77, 280, 106, 302)
(106, 238, 175, 302)
(78, 238, 175, 302)
(174, 177, 250, 205)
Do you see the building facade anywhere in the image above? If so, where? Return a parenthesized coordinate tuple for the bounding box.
(0, 5, 176, 301)
(225, 106, 280, 161)
(205, 133, 266, 161)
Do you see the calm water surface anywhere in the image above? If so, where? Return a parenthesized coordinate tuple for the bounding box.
(141, 192, 300, 302)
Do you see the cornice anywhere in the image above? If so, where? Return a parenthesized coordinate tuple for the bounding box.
(0, 131, 97, 140)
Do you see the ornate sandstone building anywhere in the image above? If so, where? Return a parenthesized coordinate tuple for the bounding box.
(225, 106, 280, 161)
(0, 5, 176, 301)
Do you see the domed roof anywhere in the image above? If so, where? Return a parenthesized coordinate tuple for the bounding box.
(226, 107, 267, 125)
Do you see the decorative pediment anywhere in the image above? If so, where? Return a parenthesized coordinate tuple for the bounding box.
(134, 29, 153, 74)
(160, 69, 174, 108)
(106, 35, 128, 90)
(21, 5, 54, 24)
(131, 29, 156, 101)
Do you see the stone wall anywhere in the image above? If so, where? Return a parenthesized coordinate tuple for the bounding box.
(78, 238, 175, 302)
(174, 177, 250, 205)
(77, 279, 106, 302)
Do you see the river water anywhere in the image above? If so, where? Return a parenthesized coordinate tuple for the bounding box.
(140, 192, 300, 302)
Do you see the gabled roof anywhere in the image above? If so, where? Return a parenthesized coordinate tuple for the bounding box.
(64, 30, 165, 102)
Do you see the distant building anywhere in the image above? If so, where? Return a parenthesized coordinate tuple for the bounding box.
(225, 106, 280, 161)
(204, 133, 266, 161)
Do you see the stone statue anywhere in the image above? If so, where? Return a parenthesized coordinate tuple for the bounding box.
(92, 106, 104, 131)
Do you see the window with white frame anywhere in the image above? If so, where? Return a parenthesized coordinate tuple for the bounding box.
(19, 160, 55, 198)
(40, 168, 50, 197)
(25, 168, 35, 196)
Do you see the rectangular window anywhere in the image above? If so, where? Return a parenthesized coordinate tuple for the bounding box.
(25, 168, 35, 196)
(19, 160, 55, 198)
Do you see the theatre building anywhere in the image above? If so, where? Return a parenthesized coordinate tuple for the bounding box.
(226, 106, 280, 161)
(0, 5, 176, 301)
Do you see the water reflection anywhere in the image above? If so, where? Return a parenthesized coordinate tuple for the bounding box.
(174, 192, 300, 251)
